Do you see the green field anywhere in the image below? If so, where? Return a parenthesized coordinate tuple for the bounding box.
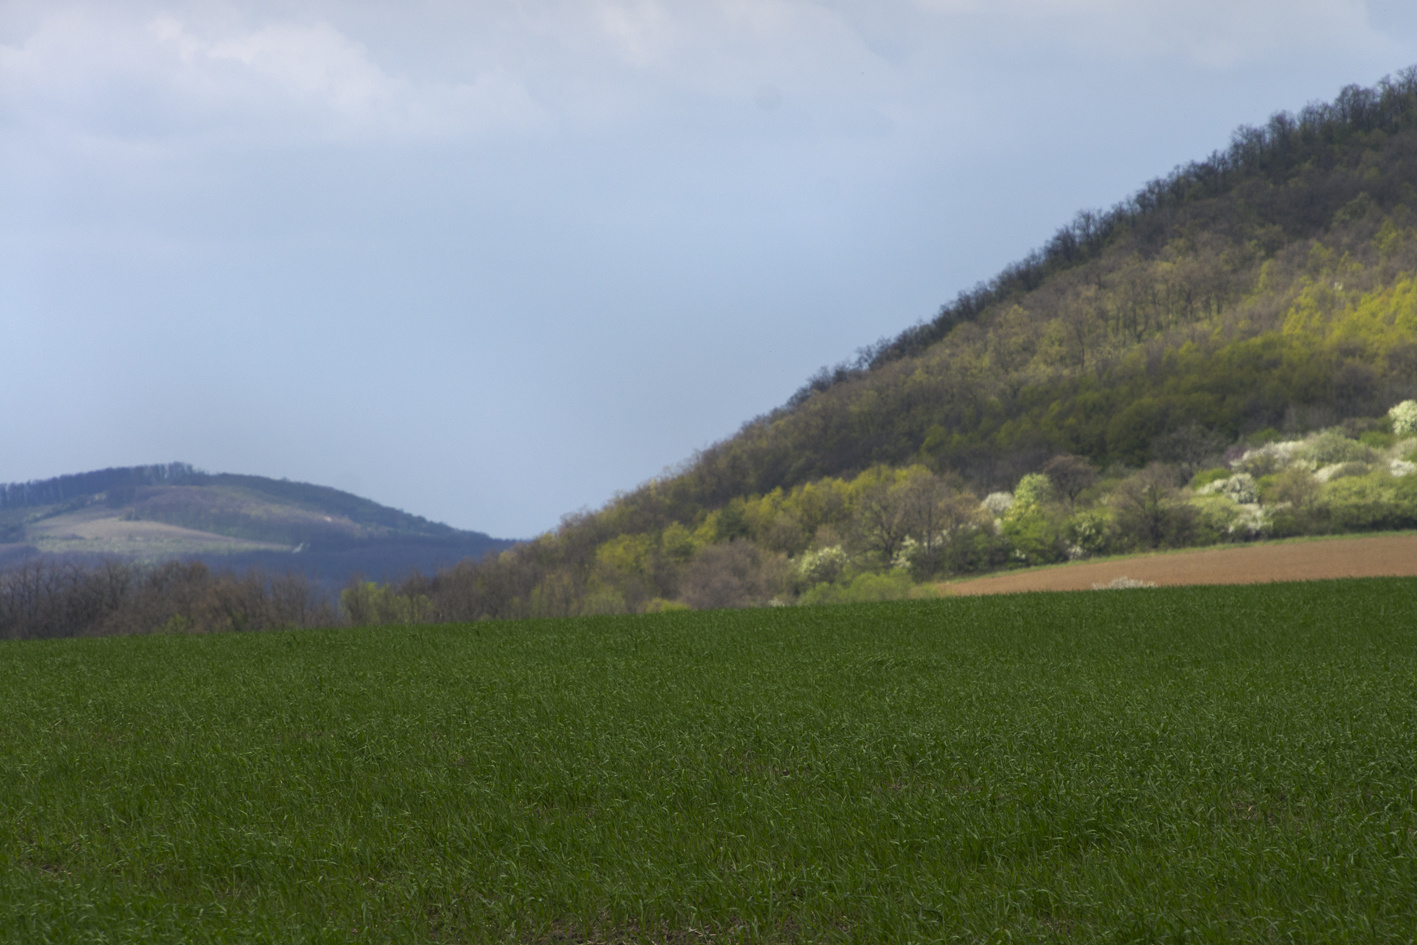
(3, 580, 1416, 943)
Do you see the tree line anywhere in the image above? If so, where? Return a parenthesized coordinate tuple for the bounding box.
(0, 464, 197, 512)
(5, 403, 1414, 637)
(0, 559, 335, 640)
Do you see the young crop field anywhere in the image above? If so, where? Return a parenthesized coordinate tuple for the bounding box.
(2, 579, 1416, 943)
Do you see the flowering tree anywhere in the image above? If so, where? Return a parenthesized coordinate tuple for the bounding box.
(1390, 400, 1417, 436)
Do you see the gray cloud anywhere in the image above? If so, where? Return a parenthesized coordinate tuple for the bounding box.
(0, 0, 1412, 536)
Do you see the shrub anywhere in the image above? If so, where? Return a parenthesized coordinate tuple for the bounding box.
(798, 570, 914, 606)
(1318, 472, 1417, 531)
(1298, 430, 1374, 466)
(981, 492, 1014, 516)
(1197, 473, 1259, 504)
(1012, 473, 1055, 509)
(1189, 467, 1232, 490)
(1389, 399, 1417, 436)
(1190, 494, 1268, 542)
(0, 560, 334, 640)
(1314, 461, 1370, 483)
(1092, 576, 1157, 589)
(796, 545, 848, 587)
(1266, 467, 1322, 511)
(1234, 440, 1306, 476)
(642, 598, 690, 613)
(1359, 430, 1397, 450)
(1065, 508, 1116, 557)
(1001, 510, 1066, 566)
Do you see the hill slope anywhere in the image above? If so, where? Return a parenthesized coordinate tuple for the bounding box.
(363, 70, 1417, 621)
(0, 464, 513, 583)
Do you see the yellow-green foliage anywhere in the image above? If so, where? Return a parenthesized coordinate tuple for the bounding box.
(737, 470, 881, 555)
(642, 598, 690, 613)
(1283, 272, 1417, 358)
(660, 522, 699, 563)
(1319, 470, 1417, 530)
(341, 581, 431, 626)
(798, 570, 917, 605)
(594, 533, 655, 578)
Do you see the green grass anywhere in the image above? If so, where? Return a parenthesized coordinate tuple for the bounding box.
(3, 580, 1417, 943)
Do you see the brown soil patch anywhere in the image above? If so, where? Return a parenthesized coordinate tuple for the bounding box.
(944, 533, 1417, 596)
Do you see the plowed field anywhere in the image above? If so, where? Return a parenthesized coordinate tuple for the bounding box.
(945, 532, 1417, 595)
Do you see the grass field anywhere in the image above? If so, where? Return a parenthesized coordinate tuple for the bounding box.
(3, 580, 1416, 943)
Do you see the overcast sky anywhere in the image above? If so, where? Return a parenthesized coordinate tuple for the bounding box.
(3, 1, 1416, 538)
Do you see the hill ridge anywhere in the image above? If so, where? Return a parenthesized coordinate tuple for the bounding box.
(340, 68, 1417, 621)
(0, 463, 514, 587)
(787, 66, 1417, 411)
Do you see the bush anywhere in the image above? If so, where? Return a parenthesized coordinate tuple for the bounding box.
(1001, 511, 1066, 566)
(1190, 494, 1268, 542)
(981, 492, 1014, 516)
(1189, 467, 1232, 490)
(643, 598, 690, 613)
(1197, 473, 1259, 504)
(1359, 430, 1398, 450)
(1298, 430, 1374, 466)
(1012, 473, 1054, 509)
(1389, 399, 1417, 436)
(936, 523, 1011, 575)
(1319, 472, 1417, 531)
(1065, 508, 1116, 557)
(798, 570, 915, 606)
(1234, 441, 1306, 477)
(796, 545, 848, 587)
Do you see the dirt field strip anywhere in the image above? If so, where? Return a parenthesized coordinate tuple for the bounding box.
(943, 533, 1417, 596)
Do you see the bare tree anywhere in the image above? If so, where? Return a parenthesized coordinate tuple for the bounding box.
(854, 476, 911, 562)
(1040, 455, 1100, 511)
(1112, 464, 1196, 549)
(1152, 424, 1228, 481)
(679, 542, 786, 610)
(895, 471, 980, 563)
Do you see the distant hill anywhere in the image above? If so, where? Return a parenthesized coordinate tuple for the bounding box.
(0, 463, 514, 586)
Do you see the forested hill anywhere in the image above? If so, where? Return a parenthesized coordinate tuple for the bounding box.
(0, 464, 513, 584)
(361, 69, 1417, 622)
(702, 70, 1417, 500)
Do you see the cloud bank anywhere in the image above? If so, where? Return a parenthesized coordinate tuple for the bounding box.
(1, 0, 1388, 153)
(0, 0, 1409, 536)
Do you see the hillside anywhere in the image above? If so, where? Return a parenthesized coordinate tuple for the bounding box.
(0, 464, 513, 584)
(349, 70, 1417, 622)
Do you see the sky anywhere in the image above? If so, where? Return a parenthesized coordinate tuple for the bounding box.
(3, 1, 1417, 539)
